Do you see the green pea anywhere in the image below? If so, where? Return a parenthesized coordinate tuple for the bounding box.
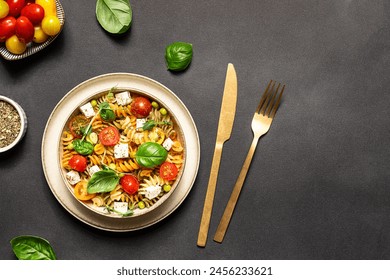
(91, 99, 97, 107)
(151, 101, 159, 109)
(138, 201, 145, 209)
(159, 108, 167, 115)
(163, 184, 171, 192)
(67, 143, 74, 150)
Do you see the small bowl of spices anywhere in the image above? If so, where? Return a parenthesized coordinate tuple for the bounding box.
(0, 96, 27, 153)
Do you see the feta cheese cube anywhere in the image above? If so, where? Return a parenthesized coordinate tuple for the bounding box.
(88, 165, 100, 176)
(79, 102, 96, 118)
(113, 202, 129, 214)
(162, 137, 174, 151)
(114, 143, 129, 158)
(66, 170, 81, 185)
(141, 185, 162, 200)
(115, 91, 132, 106)
(136, 118, 147, 130)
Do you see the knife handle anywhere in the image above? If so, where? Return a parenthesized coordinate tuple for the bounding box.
(197, 141, 224, 247)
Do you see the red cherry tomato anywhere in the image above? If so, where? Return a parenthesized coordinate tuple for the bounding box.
(159, 162, 178, 181)
(130, 97, 152, 118)
(0, 16, 16, 42)
(120, 175, 139, 195)
(6, 0, 26, 17)
(98, 126, 120, 146)
(68, 155, 88, 172)
(68, 115, 89, 138)
(15, 16, 34, 43)
(21, 3, 45, 25)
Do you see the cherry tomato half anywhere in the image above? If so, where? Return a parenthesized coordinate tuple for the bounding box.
(21, 3, 45, 25)
(98, 126, 120, 146)
(68, 154, 87, 172)
(68, 115, 89, 138)
(74, 181, 96, 201)
(130, 97, 152, 118)
(15, 16, 34, 43)
(159, 162, 178, 181)
(0, 16, 16, 42)
(6, 0, 26, 17)
(120, 174, 139, 195)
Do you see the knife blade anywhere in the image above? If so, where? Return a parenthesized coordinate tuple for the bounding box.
(197, 63, 237, 247)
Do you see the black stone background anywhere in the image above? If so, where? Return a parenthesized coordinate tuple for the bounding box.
(1, 0, 390, 259)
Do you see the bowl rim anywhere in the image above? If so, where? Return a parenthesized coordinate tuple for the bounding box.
(0, 95, 27, 153)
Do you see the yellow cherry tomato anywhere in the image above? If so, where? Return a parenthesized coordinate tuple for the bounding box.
(33, 26, 49, 43)
(0, 1, 9, 19)
(5, 35, 27, 54)
(74, 181, 96, 201)
(35, 0, 57, 16)
(41, 15, 61, 36)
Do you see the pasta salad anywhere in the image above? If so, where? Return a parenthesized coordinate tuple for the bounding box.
(60, 88, 184, 217)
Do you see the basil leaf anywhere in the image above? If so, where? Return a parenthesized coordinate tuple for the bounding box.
(80, 124, 92, 136)
(96, 0, 132, 34)
(165, 42, 193, 71)
(135, 142, 168, 168)
(87, 170, 120, 194)
(142, 120, 156, 131)
(73, 139, 94, 155)
(99, 102, 116, 122)
(10, 235, 57, 260)
(100, 108, 116, 121)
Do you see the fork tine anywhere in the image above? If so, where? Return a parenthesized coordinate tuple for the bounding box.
(256, 80, 274, 113)
(265, 82, 281, 116)
(260, 81, 276, 115)
(269, 84, 285, 118)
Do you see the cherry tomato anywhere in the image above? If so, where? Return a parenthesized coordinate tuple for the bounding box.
(120, 174, 139, 195)
(33, 25, 48, 43)
(6, 0, 25, 17)
(98, 126, 120, 146)
(15, 16, 34, 43)
(41, 15, 60, 36)
(21, 3, 45, 25)
(159, 162, 178, 181)
(68, 155, 88, 172)
(74, 181, 96, 201)
(130, 97, 152, 118)
(5, 34, 25, 54)
(0, 16, 16, 42)
(68, 115, 89, 138)
(0, 1, 10, 19)
(35, 0, 56, 17)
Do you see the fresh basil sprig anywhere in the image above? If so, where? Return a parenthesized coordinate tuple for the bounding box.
(96, 0, 132, 34)
(135, 142, 168, 168)
(99, 102, 116, 122)
(87, 169, 120, 194)
(73, 139, 94, 155)
(142, 120, 171, 131)
(165, 42, 193, 71)
(11, 235, 57, 260)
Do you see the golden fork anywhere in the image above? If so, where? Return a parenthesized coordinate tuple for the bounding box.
(213, 80, 285, 243)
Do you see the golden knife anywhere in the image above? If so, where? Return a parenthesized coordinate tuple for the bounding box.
(197, 63, 238, 247)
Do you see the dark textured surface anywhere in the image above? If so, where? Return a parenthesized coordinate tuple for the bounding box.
(1, 0, 390, 260)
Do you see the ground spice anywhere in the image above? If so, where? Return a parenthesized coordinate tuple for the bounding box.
(0, 101, 21, 148)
